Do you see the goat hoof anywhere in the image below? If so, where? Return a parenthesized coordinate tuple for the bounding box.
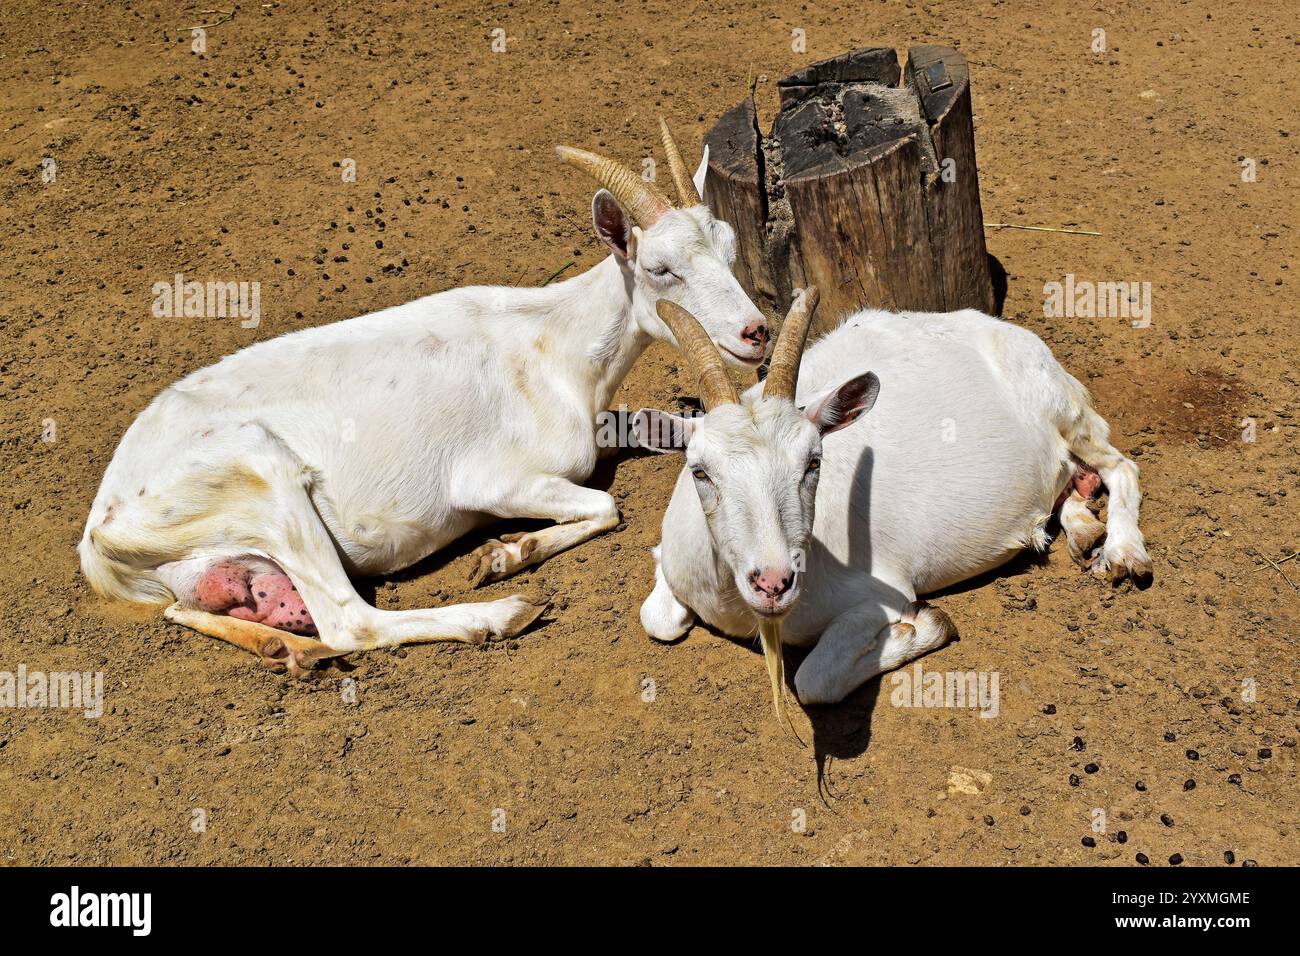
(506, 595, 548, 635)
(1127, 557, 1154, 588)
(257, 636, 291, 673)
(467, 535, 535, 586)
(258, 632, 334, 678)
(1066, 529, 1107, 569)
(467, 539, 505, 586)
(1090, 544, 1154, 589)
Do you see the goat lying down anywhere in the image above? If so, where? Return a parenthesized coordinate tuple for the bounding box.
(79, 122, 770, 674)
(636, 290, 1151, 714)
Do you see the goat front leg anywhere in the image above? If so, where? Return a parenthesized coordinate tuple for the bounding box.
(794, 583, 956, 706)
(468, 475, 620, 586)
(640, 545, 696, 641)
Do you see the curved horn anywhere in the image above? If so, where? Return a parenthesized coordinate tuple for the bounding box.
(763, 286, 820, 401)
(658, 117, 702, 206)
(655, 301, 739, 411)
(555, 145, 673, 227)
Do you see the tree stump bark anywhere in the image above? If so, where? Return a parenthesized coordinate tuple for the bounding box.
(704, 45, 996, 335)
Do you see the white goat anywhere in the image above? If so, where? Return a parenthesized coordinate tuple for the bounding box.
(79, 122, 770, 674)
(636, 291, 1151, 715)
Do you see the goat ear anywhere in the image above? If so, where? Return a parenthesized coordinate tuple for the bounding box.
(633, 408, 696, 453)
(592, 189, 632, 258)
(692, 145, 709, 202)
(802, 372, 880, 435)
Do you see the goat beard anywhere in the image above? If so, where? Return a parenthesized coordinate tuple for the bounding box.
(758, 617, 789, 726)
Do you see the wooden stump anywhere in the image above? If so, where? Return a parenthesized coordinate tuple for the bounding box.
(704, 45, 996, 334)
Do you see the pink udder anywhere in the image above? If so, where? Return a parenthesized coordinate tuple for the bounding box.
(195, 560, 253, 611)
(1055, 462, 1104, 510)
(1073, 463, 1102, 498)
(194, 561, 316, 635)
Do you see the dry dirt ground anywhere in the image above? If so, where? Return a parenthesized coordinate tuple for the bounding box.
(1, 0, 1297, 866)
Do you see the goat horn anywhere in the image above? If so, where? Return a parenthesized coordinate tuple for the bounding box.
(555, 145, 674, 228)
(655, 300, 739, 410)
(763, 286, 820, 402)
(658, 117, 702, 206)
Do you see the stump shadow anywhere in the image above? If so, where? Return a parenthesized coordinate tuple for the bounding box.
(988, 253, 1008, 316)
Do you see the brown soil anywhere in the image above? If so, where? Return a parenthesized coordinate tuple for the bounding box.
(1, 0, 1296, 866)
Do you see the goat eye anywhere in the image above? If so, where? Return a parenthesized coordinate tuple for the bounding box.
(648, 265, 677, 280)
(691, 467, 711, 483)
(805, 457, 821, 475)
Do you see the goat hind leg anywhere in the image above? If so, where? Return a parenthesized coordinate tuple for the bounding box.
(1068, 409, 1152, 585)
(1059, 491, 1106, 568)
(164, 603, 338, 677)
(152, 427, 544, 665)
(248, 467, 547, 654)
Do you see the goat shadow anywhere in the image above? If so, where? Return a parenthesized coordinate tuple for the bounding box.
(794, 441, 1047, 804)
(798, 445, 886, 801)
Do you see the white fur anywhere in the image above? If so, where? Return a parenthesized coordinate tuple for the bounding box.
(641, 307, 1151, 704)
(79, 181, 768, 657)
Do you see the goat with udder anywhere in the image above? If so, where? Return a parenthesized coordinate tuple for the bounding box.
(636, 291, 1152, 718)
(79, 122, 769, 675)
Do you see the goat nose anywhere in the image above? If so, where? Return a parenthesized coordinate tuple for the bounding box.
(740, 320, 768, 346)
(749, 567, 793, 598)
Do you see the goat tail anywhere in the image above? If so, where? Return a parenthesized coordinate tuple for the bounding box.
(78, 522, 175, 606)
